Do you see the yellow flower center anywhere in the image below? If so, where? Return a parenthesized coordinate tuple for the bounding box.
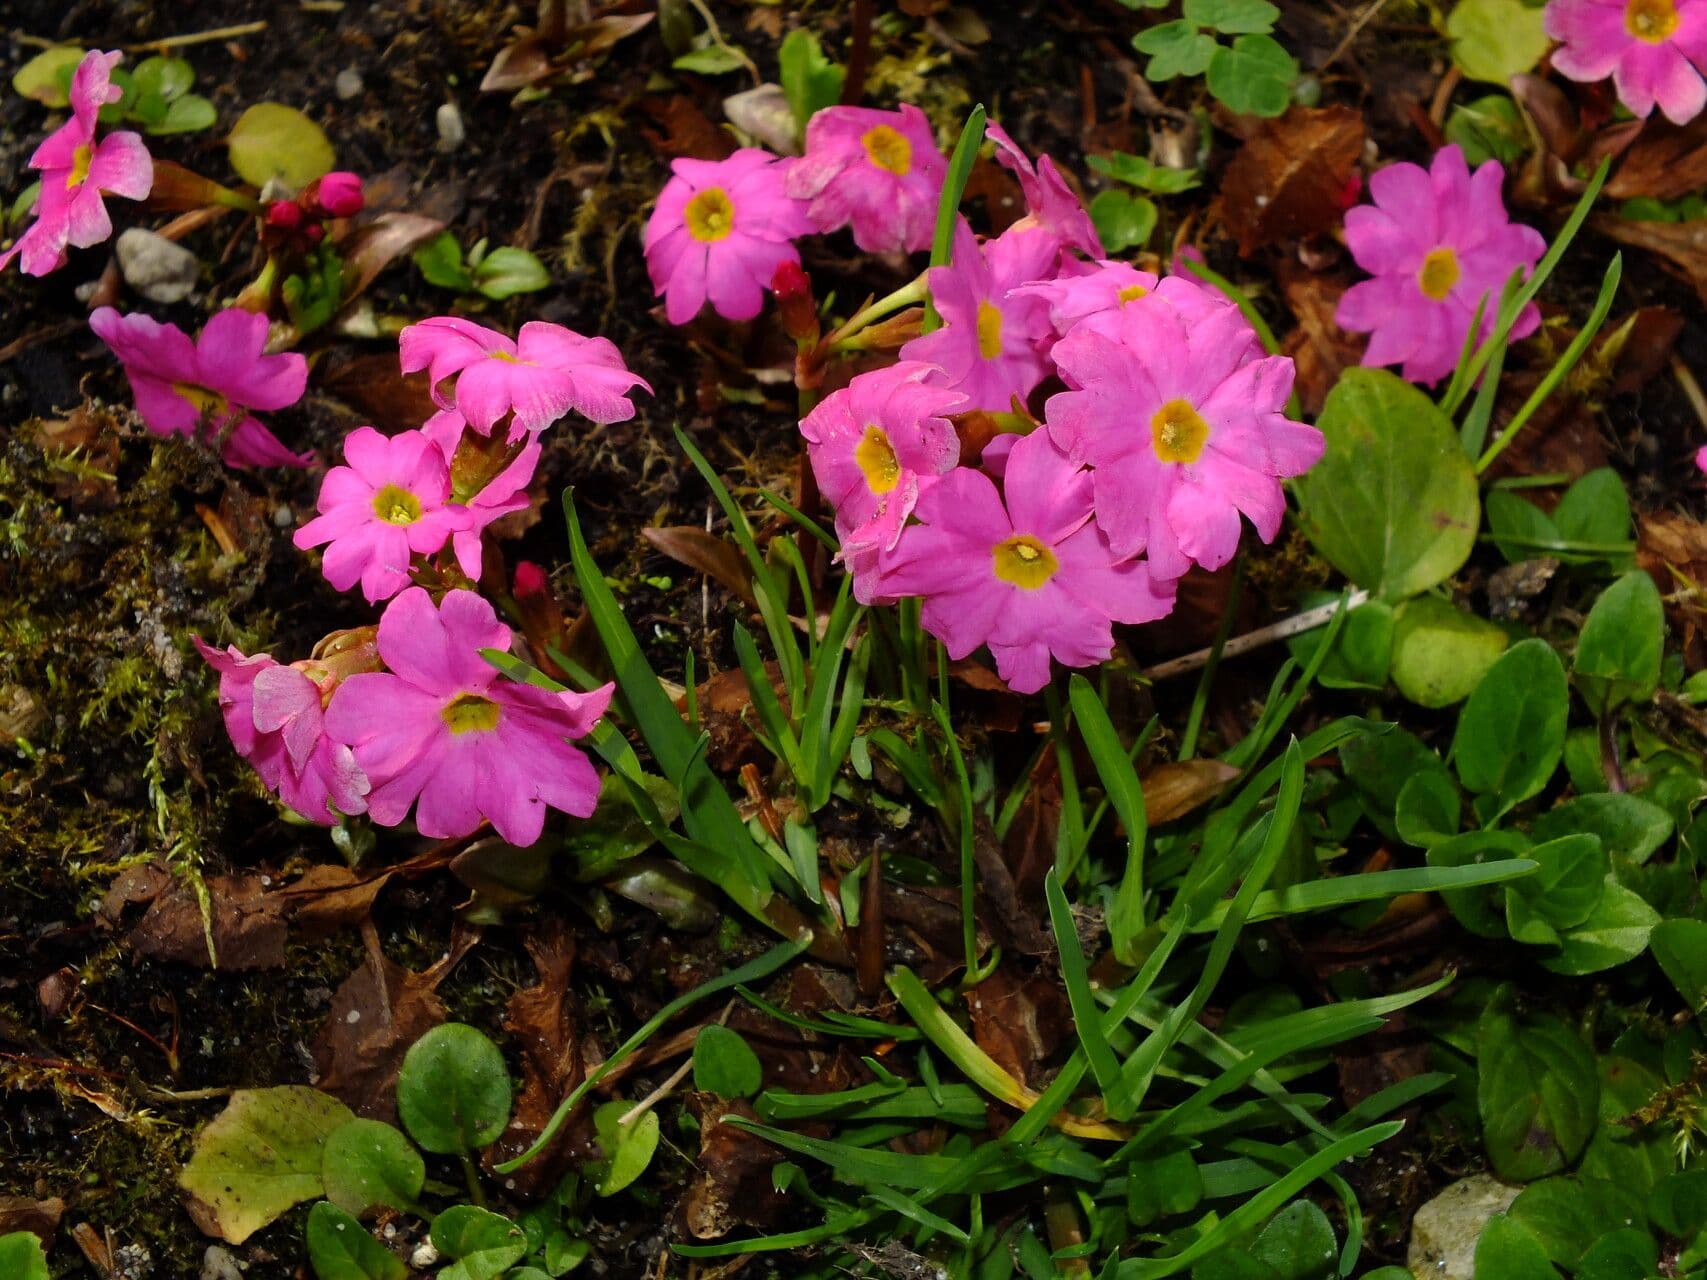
(992, 534, 1059, 589)
(685, 187, 736, 242)
(861, 125, 912, 177)
(1626, 0, 1680, 42)
(1417, 246, 1461, 301)
(1117, 283, 1149, 304)
(854, 424, 902, 495)
(172, 382, 232, 421)
(1150, 399, 1210, 464)
(441, 692, 501, 735)
(371, 483, 423, 526)
(975, 301, 1004, 360)
(66, 144, 94, 189)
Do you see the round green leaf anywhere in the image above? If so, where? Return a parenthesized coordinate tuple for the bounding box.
(1391, 595, 1509, 709)
(1530, 793, 1672, 867)
(321, 1118, 425, 1218)
(1447, 0, 1550, 84)
(396, 1023, 513, 1155)
(12, 46, 85, 106)
(0, 1232, 49, 1280)
(156, 94, 219, 135)
(591, 1100, 661, 1197)
(1248, 1200, 1337, 1279)
(1651, 917, 1707, 1012)
(1132, 20, 1217, 80)
(228, 102, 335, 190)
(1503, 834, 1606, 945)
(131, 56, 194, 102)
(1088, 190, 1157, 254)
(1575, 1228, 1659, 1280)
(1295, 368, 1480, 601)
(1452, 638, 1567, 813)
(473, 246, 551, 300)
(306, 1201, 406, 1280)
(1395, 770, 1460, 847)
(1206, 35, 1297, 117)
(430, 1206, 528, 1280)
(1472, 1213, 1561, 1280)
(1540, 881, 1660, 975)
(1428, 830, 1533, 938)
(1574, 571, 1665, 717)
(691, 1025, 763, 1097)
(1477, 995, 1599, 1182)
(1182, 0, 1279, 33)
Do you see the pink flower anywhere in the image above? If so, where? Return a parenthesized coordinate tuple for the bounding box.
(1046, 293, 1323, 579)
(1336, 146, 1546, 386)
(307, 171, 365, 218)
(325, 588, 612, 845)
(799, 362, 966, 597)
(194, 639, 370, 825)
(1, 50, 152, 277)
(644, 149, 814, 324)
(399, 316, 650, 440)
(900, 222, 1057, 413)
(786, 105, 947, 254)
(875, 430, 1175, 694)
(89, 306, 309, 468)
(421, 408, 542, 579)
(1013, 259, 1161, 341)
(293, 427, 466, 603)
(985, 121, 1103, 260)
(1545, 0, 1707, 124)
(1697, 443, 1707, 473)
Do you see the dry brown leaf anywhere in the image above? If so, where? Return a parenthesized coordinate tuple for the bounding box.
(122, 872, 288, 971)
(0, 1196, 64, 1245)
(1141, 760, 1240, 825)
(1607, 113, 1707, 202)
(679, 1096, 792, 1239)
(317, 356, 441, 432)
(965, 967, 1071, 1091)
(1591, 214, 1707, 303)
(642, 526, 758, 607)
(1218, 105, 1364, 256)
(1639, 511, 1707, 668)
(1277, 266, 1360, 417)
(338, 212, 447, 302)
(640, 95, 736, 160)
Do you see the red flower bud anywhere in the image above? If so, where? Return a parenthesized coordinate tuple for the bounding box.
(771, 260, 818, 344)
(514, 560, 550, 600)
(265, 200, 302, 230)
(310, 171, 366, 219)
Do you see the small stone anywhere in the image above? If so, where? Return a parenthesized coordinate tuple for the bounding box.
(409, 1242, 440, 1269)
(722, 84, 799, 156)
(200, 1245, 244, 1280)
(271, 504, 296, 530)
(116, 228, 199, 304)
(1406, 1174, 1521, 1280)
(334, 67, 363, 100)
(435, 102, 465, 152)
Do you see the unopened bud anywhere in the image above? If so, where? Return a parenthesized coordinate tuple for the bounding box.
(309, 171, 366, 219)
(771, 260, 819, 344)
(265, 200, 302, 230)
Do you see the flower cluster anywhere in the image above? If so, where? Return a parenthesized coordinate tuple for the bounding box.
(263, 170, 365, 250)
(198, 313, 641, 838)
(792, 130, 1323, 692)
(1545, 0, 1707, 124)
(1336, 145, 1545, 386)
(2, 49, 153, 277)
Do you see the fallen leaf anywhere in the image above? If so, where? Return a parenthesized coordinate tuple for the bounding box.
(1607, 113, 1707, 202)
(1141, 760, 1241, 825)
(282, 864, 392, 940)
(1639, 511, 1707, 668)
(338, 212, 447, 303)
(679, 1097, 790, 1238)
(0, 1196, 63, 1245)
(1592, 214, 1707, 303)
(311, 925, 474, 1121)
(642, 526, 758, 607)
(640, 95, 735, 160)
(317, 356, 440, 432)
(965, 967, 1071, 1091)
(1217, 105, 1365, 256)
(1277, 266, 1361, 416)
(1000, 749, 1062, 900)
(124, 872, 288, 970)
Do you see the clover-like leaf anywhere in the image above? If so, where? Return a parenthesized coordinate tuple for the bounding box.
(396, 1023, 513, 1156)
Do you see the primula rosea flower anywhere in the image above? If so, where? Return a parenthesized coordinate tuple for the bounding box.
(306, 171, 365, 218)
(1047, 294, 1323, 580)
(1697, 443, 1707, 473)
(1545, 0, 1707, 124)
(0, 50, 152, 277)
(399, 316, 650, 440)
(900, 222, 1057, 412)
(787, 105, 947, 254)
(799, 362, 966, 596)
(90, 306, 309, 468)
(876, 430, 1175, 694)
(325, 588, 612, 845)
(421, 407, 542, 578)
(1336, 145, 1545, 386)
(644, 149, 814, 324)
(194, 639, 370, 825)
(986, 121, 1103, 260)
(1014, 260, 1161, 341)
(293, 427, 465, 603)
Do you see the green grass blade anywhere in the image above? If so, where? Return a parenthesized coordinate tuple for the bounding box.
(922, 104, 987, 332)
(1188, 858, 1538, 931)
(1068, 674, 1149, 957)
(1046, 867, 1129, 1117)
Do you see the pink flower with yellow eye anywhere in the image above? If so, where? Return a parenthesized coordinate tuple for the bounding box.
(1, 50, 151, 277)
(644, 149, 814, 324)
(985, 121, 1103, 260)
(787, 105, 947, 254)
(1545, 0, 1707, 124)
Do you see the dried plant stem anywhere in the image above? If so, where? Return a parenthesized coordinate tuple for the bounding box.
(1140, 588, 1372, 682)
(126, 21, 267, 50)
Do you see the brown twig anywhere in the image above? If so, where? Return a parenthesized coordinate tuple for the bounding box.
(841, 0, 875, 105)
(124, 21, 267, 51)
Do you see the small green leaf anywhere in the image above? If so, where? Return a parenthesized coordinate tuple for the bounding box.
(1126, 1146, 1202, 1226)
(1132, 20, 1218, 80)
(1207, 35, 1298, 118)
(178, 1087, 355, 1244)
(414, 231, 475, 291)
(1295, 368, 1480, 601)
(1649, 1171, 1707, 1240)
(131, 55, 194, 101)
(1452, 639, 1568, 816)
(0, 1233, 49, 1280)
(1574, 571, 1665, 716)
(228, 102, 336, 190)
(1503, 834, 1606, 944)
(396, 1023, 513, 1156)
(1445, 94, 1529, 165)
(1446, 0, 1551, 84)
(778, 28, 845, 131)
(431, 1206, 528, 1280)
(591, 1100, 661, 1197)
(1477, 993, 1599, 1181)
(1086, 151, 1200, 194)
(1508, 1177, 1645, 1268)
(1575, 1228, 1659, 1280)
(474, 246, 552, 299)
(154, 93, 219, 135)
(672, 44, 746, 75)
(1651, 917, 1707, 1011)
(691, 1025, 764, 1098)
(306, 1202, 407, 1280)
(1541, 881, 1660, 975)
(1288, 597, 1393, 691)
(321, 1118, 425, 1218)
(1248, 1200, 1337, 1280)
(1183, 0, 1280, 33)
(1486, 490, 1562, 564)
(1395, 770, 1460, 847)
(1088, 189, 1157, 253)
(1554, 468, 1633, 562)
(11, 46, 85, 106)
(1428, 830, 1534, 938)
(1472, 1214, 1562, 1280)
(1390, 595, 1509, 709)
(1529, 792, 1672, 867)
